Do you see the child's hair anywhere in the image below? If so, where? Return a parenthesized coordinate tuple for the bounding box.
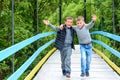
(76, 16, 84, 22)
(66, 16, 73, 21)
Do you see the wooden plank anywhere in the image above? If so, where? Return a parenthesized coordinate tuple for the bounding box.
(33, 45, 120, 80)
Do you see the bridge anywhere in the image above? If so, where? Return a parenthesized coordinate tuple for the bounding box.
(0, 0, 120, 80)
(0, 31, 120, 80)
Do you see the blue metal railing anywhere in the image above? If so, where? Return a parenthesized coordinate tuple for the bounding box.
(8, 40, 55, 80)
(0, 32, 56, 61)
(0, 32, 56, 80)
(91, 31, 120, 58)
(91, 31, 120, 74)
(91, 31, 120, 42)
(92, 40, 120, 58)
(1, 31, 120, 79)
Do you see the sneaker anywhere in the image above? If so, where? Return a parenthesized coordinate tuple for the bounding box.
(62, 70, 66, 76)
(65, 71, 71, 78)
(66, 73, 70, 78)
(86, 72, 89, 77)
(80, 73, 85, 77)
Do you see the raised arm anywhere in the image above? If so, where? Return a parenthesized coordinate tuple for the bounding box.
(86, 14, 97, 29)
(43, 20, 60, 31)
(92, 14, 97, 22)
(59, 24, 77, 31)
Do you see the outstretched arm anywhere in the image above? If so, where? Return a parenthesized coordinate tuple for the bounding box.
(92, 14, 97, 22)
(59, 24, 77, 31)
(43, 20, 59, 31)
(86, 14, 97, 29)
(43, 20, 50, 25)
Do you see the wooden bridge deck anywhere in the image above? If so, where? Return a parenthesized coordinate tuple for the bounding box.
(33, 45, 120, 80)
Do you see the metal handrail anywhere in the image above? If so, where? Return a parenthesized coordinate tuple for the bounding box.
(91, 31, 120, 58)
(91, 31, 120, 42)
(0, 32, 56, 61)
(92, 40, 120, 58)
(0, 32, 56, 80)
(8, 40, 55, 80)
(91, 31, 120, 75)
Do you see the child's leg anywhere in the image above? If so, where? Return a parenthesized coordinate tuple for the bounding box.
(65, 45, 72, 74)
(80, 44, 86, 74)
(60, 49, 67, 75)
(85, 43, 92, 72)
(60, 44, 72, 76)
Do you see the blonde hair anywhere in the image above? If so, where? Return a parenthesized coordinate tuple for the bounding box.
(76, 16, 84, 22)
(66, 16, 73, 21)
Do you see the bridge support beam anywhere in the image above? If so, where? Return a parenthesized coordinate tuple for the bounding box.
(12, 0, 15, 73)
(84, 0, 86, 22)
(112, 0, 115, 34)
(59, 0, 62, 25)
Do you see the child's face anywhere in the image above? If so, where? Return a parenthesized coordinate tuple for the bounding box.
(76, 20, 85, 28)
(65, 19, 73, 28)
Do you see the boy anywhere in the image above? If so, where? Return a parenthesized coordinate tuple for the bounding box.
(74, 14, 97, 77)
(60, 14, 97, 77)
(43, 16, 75, 78)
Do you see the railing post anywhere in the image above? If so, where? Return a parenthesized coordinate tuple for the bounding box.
(59, 0, 62, 25)
(36, 0, 39, 48)
(112, 0, 115, 34)
(112, 0, 115, 47)
(84, 0, 86, 22)
(12, 0, 15, 73)
(33, 0, 39, 49)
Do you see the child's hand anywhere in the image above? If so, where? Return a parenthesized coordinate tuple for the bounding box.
(92, 14, 97, 21)
(59, 24, 64, 30)
(43, 20, 50, 25)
